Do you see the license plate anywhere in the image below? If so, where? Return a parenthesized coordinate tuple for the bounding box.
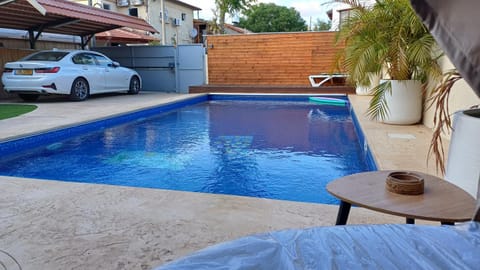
(15, 69, 33, 75)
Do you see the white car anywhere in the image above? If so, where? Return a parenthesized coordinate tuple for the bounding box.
(1, 49, 141, 101)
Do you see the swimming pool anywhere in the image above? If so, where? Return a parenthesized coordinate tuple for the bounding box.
(0, 95, 376, 204)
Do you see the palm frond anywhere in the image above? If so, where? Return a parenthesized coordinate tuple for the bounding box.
(426, 70, 462, 175)
(366, 81, 391, 121)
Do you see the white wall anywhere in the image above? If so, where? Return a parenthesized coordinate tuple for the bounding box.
(163, 2, 196, 45)
(329, 0, 376, 31)
(105, 0, 196, 45)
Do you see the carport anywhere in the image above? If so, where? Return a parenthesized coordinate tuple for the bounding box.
(0, 0, 157, 49)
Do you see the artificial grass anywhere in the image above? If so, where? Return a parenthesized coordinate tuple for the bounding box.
(0, 104, 37, 120)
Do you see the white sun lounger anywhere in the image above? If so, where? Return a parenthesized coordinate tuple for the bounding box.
(309, 73, 348, 87)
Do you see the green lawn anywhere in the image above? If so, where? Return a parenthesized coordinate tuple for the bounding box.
(0, 104, 37, 120)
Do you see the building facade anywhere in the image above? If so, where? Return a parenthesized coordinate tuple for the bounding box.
(74, 0, 201, 45)
(328, 0, 375, 31)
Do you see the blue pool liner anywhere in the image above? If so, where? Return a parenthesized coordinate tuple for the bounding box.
(0, 94, 376, 171)
(0, 95, 207, 156)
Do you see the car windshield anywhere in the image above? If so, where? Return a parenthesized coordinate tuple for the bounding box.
(22, 51, 69, 62)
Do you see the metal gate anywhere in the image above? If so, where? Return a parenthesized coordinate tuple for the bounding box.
(176, 45, 206, 93)
(93, 45, 205, 93)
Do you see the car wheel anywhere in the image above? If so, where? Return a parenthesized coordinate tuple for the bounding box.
(18, 94, 39, 102)
(70, 78, 89, 101)
(128, 76, 141, 95)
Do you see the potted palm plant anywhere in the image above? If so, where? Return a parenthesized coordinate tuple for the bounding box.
(336, 0, 443, 124)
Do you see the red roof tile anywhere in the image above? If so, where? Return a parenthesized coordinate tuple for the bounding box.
(0, 0, 157, 36)
(96, 28, 159, 43)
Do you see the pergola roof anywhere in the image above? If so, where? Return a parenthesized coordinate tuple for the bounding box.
(0, 0, 157, 38)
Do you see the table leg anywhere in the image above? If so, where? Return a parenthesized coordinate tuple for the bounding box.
(407, 219, 454, 225)
(335, 201, 351, 225)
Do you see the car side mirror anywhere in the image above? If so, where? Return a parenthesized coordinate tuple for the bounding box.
(110, 61, 120, 68)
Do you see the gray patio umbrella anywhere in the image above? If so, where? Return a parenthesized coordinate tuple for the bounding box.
(410, 0, 479, 215)
(410, 0, 480, 97)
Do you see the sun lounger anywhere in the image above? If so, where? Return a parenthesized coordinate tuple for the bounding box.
(309, 73, 348, 87)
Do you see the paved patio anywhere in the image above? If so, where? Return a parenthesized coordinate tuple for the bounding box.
(0, 92, 441, 269)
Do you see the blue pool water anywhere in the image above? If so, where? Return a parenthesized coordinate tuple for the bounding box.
(0, 96, 375, 204)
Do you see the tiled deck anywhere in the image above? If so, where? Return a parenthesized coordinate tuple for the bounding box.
(0, 92, 442, 269)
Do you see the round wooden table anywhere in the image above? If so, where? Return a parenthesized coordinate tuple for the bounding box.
(327, 170, 476, 225)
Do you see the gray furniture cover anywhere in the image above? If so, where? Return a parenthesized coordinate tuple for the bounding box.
(157, 222, 480, 269)
(410, 0, 480, 97)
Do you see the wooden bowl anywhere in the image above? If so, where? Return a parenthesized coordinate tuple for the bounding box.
(386, 171, 424, 195)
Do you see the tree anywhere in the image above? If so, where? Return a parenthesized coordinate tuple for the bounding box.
(209, 8, 222, 34)
(238, 3, 307, 33)
(313, 19, 331, 31)
(215, 0, 256, 34)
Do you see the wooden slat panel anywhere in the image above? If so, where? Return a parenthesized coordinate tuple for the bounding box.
(206, 32, 345, 86)
(190, 85, 355, 94)
(0, 48, 38, 99)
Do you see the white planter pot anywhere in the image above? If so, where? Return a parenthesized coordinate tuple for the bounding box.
(356, 73, 381, 96)
(445, 108, 480, 198)
(382, 80, 422, 125)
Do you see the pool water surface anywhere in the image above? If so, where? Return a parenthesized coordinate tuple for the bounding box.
(0, 97, 374, 204)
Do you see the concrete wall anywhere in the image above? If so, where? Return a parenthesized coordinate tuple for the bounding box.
(162, 2, 195, 45)
(114, 0, 196, 45)
(206, 32, 343, 86)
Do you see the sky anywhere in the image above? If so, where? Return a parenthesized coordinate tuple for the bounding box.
(181, 0, 336, 27)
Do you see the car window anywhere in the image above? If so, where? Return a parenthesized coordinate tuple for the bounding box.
(22, 51, 69, 61)
(93, 54, 112, 67)
(72, 53, 96, 65)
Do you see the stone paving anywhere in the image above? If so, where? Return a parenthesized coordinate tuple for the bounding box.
(0, 92, 440, 269)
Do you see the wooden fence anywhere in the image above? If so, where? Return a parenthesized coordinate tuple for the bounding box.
(0, 48, 37, 99)
(0, 48, 35, 65)
(206, 32, 345, 86)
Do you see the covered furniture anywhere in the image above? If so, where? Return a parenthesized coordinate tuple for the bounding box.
(157, 221, 479, 269)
